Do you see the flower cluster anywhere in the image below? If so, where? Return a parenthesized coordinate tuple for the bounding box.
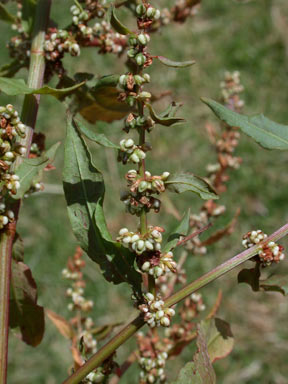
(44, 29, 80, 62)
(121, 170, 170, 215)
(138, 293, 175, 328)
(0, 104, 27, 229)
(127, 170, 170, 195)
(117, 226, 163, 254)
(62, 248, 94, 312)
(0, 202, 14, 230)
(242, 230, 285, 266)
(138, 352, 167, 384)
(85, 369, 105, 384)
(220, 71, 245, 110)
(118, 138, 146, 164)
(185, 71, 245, 255)
(141, 251, 177, 278)
(62, 247, 98, 357)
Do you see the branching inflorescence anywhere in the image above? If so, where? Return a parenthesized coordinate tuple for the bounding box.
(1, 1, 288, 384)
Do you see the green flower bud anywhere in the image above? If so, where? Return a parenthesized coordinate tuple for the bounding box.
(138, 180, 149, 192)
(135, 53, 146, 66)
(138, 33, 149, 46)
(119, 74, 127, 86)
(146, 7, 155, 18)
(136, 4, 146, 16)
(128, 36, 138, 46)
(126, 96, 135, 107)
(130, 153, 140, 163)
(143, 73, 151, 83)
(127, 48, 137, 58)
(134, 75, 144, 85)
(138, 91, 151, 99)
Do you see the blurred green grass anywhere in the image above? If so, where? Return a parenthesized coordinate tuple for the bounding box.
(1, 0, 288, 383)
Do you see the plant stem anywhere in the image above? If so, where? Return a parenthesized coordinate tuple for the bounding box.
(0, 2, 51, 383)
(62, 222, 288, 384)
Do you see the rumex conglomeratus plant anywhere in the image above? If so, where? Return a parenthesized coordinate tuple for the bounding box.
(0, 1, 288, 384)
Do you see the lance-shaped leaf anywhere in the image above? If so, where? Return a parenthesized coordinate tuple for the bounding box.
(165, 173, 218, 200)
(163, 210, 190, 252)
(146, 103, 185, 127)
(201, 97, 288, 150)
(156, 56, 196, 68)
(9, 260, 45, 347)
(63, 115, 142, 292)
(158, 101, 183, 118)
(12, 142, 60, 199)
(0, 3, 17, 24)
(76, 119, 120, 149)
(110, 6, 132, 35)
(0, 77, 85, 98)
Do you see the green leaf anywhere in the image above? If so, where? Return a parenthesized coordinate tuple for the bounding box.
(156, 56, 196, 68)
(172, 319, 216, 384)
(63, 115, 142, 292)
(238, 265, 260, 292)
(0, 77, 85, 98)
(260, 276, 288, 296)
(165, 173, 218, 200)
(201, 98, 288, 150)
(238, 267, 288, 296)
(200, 318, 234, 363)
(158, 101, 183, 118)
(163, 210, 190, 252)
(0, 60, 25, 78)
(75, 119, 120, 149)
(110, 7, 132, 35)
(12, 142, 60, 199)
(146, 103, 185, 127)
(69, 74, 133, 123)
(12, 233, 24, 262)
(10, 259, 45, 347)
(0, 3, 17, 24)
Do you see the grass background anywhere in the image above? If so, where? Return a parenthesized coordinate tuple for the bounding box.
(1, 0, 288, 383)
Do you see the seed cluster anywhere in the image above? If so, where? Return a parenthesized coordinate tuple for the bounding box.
(242, 230, 285, 266)
(138, 293, 175, 328)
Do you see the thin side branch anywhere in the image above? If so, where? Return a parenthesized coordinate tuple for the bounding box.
(62, 222, 288, 384)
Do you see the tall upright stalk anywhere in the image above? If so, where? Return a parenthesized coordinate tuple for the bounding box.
(0, 1, 51, 383)
(62, 222, 288, 384)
